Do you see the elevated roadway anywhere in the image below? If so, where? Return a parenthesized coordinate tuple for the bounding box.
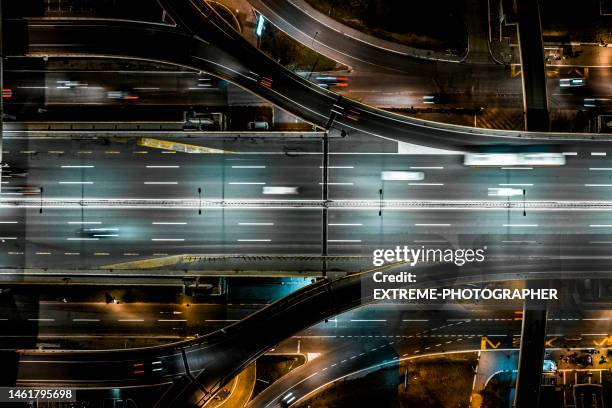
(5, 15, 612, 150)
(7, 258, 612, 407)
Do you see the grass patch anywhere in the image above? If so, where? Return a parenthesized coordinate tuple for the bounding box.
(259, 23, 342, 72)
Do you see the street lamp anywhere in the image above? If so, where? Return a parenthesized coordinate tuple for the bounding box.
(39, 187, 44, 214)
(198, 187, 202, 215)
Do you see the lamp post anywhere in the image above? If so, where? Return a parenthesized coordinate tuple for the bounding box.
(198, 187, 202, 215)
(39, 187, 44, 214)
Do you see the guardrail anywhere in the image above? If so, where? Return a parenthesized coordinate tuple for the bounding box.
(4, 198, 612, 209)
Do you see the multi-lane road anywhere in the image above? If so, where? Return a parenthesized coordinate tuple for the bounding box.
(11, 10, 612, 150)
(5, 133, 612, 272)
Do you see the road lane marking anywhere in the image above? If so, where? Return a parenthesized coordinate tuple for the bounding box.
(205, 319, 240, 322)
(350, 319, 386, 322)
(151, 238, 184, 241)
(229, 182, 266, 185)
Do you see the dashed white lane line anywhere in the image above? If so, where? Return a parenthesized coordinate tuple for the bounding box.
(350, 319, 386, 322)
(151, 238, 185, 241)
(229, 182, 266, 185)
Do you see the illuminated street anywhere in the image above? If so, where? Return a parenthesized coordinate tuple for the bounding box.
(0, 0, 611, 407)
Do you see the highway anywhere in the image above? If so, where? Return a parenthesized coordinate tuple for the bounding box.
(5, 300, 609, 345)
(5, 134, 612, 272)
(248, 304, 612, 408)
(6, 258, 612, 407)
(10, 14, 612, 149)
(0, 3, 610, 407)
(246, 0, 611, 115)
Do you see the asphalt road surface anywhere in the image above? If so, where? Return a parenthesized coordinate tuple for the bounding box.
(4, 135, 612, 270)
